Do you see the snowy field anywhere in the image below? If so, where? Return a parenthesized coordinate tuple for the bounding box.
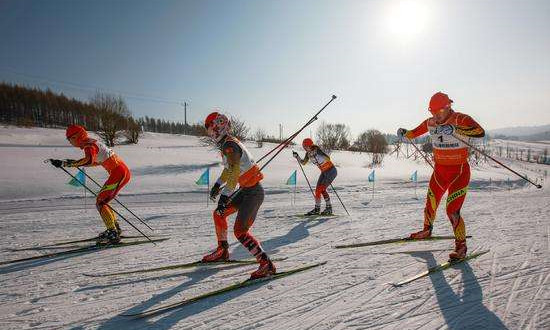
(0, 126, 548, 329)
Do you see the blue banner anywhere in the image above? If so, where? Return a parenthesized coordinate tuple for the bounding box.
(68, 169, 86, 187)
(196, 168, 210, 186)
(286, 170, 297, 185)
(410, 170, 417, 182)
(368, 170, 375, 182)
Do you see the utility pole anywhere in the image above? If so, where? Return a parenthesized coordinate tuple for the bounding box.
(184, 102, 187, 126)
(181, 102, 188, 135)
(279, 124, 283, 141)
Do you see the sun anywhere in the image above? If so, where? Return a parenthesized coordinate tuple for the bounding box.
(386, 0, 431, 42)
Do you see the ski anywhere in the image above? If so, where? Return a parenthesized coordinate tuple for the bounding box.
(296, 214, 340, 219)
(334, 235, 472, 249)
(390, 250, 490, 287)
(0, 238, 169, 266)
(83, 257, 288, 277)
(122, 261, 327, 318)
(7, 235, 165, 252)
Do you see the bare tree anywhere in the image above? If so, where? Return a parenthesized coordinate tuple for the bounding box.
(90, 92, 131, 147)
(353, 129, 388, 165)
(124, 117, 142, 144)
(316, 122, 351, 153)
(253, 128, 266, 148)
(229, 115, 249, 141)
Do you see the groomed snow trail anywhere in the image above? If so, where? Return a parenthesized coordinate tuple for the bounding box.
(0, 128, 548, 329)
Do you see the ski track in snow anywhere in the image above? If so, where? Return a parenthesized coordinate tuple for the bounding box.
(0, 129, 548, 329)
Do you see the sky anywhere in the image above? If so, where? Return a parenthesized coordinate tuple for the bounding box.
(1, 0, 550, 139)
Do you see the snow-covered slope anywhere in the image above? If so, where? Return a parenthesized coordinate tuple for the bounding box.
(0, 126, 548, 329)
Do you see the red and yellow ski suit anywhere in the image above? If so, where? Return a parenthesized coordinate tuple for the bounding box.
(405, 111, 484, 241)
(66, 138, 131, 230)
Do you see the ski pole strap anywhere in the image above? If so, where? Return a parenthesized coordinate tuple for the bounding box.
(452, 134, 543, 189)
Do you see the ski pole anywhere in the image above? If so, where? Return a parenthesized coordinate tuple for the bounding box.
(407, 138, 434, 169)
(74, 166, 154, 231)
(224, 95, 338, 204)
(295, 158, 315, 198)
(48, 161, 156, 245)
(329, 183, 351, 217)
(257, 95, 337, 164)
(452, 134, 543, 189)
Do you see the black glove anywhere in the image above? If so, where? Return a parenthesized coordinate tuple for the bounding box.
(292, 151, 299, 159)
(215, 194, 230, 215)
(63, 159, 76, 167)
(210, 182, 221, 199)
(397, 128, 408, 139)
(50, 159, 63, 168)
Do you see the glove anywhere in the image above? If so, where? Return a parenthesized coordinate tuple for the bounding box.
(63, 159, 76, 167)
(292, 151, 299, 159)
(210, 182, 221, 199)
(50, 159, 63, 168)
(435, 124, 455, 135)
(397, 128, 408, 139)
(215, 194, 230, 215)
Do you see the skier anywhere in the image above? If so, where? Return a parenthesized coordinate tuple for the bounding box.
(50, 125, 131, 244)
(202, 112, 276, 279)
(293, 138, 338, 216)
(397, 92, 485, 260)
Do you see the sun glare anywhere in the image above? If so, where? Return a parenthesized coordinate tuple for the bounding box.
(386, 0, 431, 42)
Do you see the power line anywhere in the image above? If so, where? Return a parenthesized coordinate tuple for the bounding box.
(0, 67, 189, 105)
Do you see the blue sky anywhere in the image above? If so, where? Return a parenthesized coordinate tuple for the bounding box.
(1, 0, 549, 138)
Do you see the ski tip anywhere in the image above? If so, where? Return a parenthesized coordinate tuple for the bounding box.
(332, 94, 337, 99)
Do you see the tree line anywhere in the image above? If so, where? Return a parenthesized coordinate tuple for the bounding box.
(0, 82, 413, 165)
(0, 82, 207, 146)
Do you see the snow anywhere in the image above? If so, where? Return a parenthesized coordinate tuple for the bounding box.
(0, 126, 548, 329)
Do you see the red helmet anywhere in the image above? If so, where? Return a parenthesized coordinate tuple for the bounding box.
(429, 92, 453, 113)
(302, 138, 313, 149)
(204, 112, 230, 142)
(66, 124, 87, 141)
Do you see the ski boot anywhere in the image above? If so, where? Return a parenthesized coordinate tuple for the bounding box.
(449, 240, 467, 261)
(320, 206, 333, 216)
(305, 206, 320, 216)
(202, 242, 229, 262)
(97, 229, 121, 245)
(409, 226, 432, 240)
(115, 222, 122, 236)
(250, 257, 276, 279)
(97, 229, 110, 241)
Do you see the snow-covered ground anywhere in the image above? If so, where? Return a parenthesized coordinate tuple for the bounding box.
(0, 126, 548, 329)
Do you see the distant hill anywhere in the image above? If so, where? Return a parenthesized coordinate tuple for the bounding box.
(489, 124, 550, 141)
